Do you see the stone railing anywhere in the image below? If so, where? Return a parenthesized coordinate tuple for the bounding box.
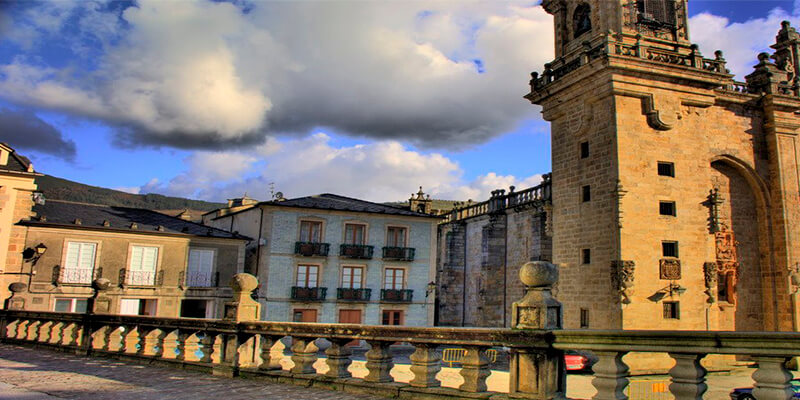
(2, 265, 800, 400)
(442, 175, 551, 224)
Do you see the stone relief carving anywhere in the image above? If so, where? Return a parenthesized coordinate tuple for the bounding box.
(789, 263, 800, 294)
(659, 258, 681, 280)
(714, 229, 739, 305)
(703, 262, 718, 304)
(611, 260, 635, 304)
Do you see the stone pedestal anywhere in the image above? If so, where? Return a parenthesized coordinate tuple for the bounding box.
(223, 273, 261, 322)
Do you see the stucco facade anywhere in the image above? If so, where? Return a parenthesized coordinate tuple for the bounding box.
(203, 194, 439, 327)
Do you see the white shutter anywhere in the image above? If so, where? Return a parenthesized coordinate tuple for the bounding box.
(63, 242, 95, 284)
(120, 299, 140, 315)
(187, 249, 214, 286)
(129, 246, 158, 285)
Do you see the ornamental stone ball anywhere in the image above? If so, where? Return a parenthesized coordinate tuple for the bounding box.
(230, 273, 259, 294)
(519, 261, 558, 288)
(92, 278, 112, 291)
(8, 282, 27, 293)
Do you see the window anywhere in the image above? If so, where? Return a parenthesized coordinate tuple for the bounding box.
(296, 265, 319, 287)
(573, 3, 592, 38)
(128, 246, 159, 285)
(663, 301, 680, 319)
(637, 0, 676, 26)
(382, 310, 403, 325)
(180, 299, 214, 319)
(580, 141, 589, 159)
(662, 241, 679, 258)
(186, 248, 215, 287)
(62, 242, 97, 284)
(386, 226, 407, 247)
(341, 266, 364, 289)
(54, 298, 88, 313)
(580, 308, 589, 328)
(657, 162, 675, 177)
(582, 185, 591, 202)
(120, 298, 157, 316)
(299, 220, 322, 242)
(659, 201, 676, 216)
(344, 223, 366, 245)
(293, 309, 317, 322)
(581, 249, 591, 264)
(384, 268, 405, 290)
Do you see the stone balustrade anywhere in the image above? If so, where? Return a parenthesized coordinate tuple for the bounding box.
(442, 176, 552, 224)
(3, 266, 800, 400)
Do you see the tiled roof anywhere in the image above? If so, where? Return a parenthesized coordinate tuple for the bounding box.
(23, 199, 248, 240)
(273, 194, 439, 217)
(0, 143, 37, 174)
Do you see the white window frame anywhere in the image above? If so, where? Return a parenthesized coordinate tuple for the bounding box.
(186, 248, 216, 287)
(120, 298, 158, 316)
(127, 245, 160, 286)
(61, 241, 98, 284)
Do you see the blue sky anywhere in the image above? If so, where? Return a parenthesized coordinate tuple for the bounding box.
(0, 1, 796, 202)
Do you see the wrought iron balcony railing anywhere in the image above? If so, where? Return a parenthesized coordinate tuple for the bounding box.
(339, 244, 373, 259)
(380, 289, 412, 302)
(336, 288, 371, 301)
(381, 247, 415, 261)
(290, 286, 327, 301)
(52, 266, 103, 285)
(180, 271, 220, 288)
(119, 269, 163, 287)
(294, 242, 330, 257)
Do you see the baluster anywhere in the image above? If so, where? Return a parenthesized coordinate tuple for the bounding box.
(325, 338, 353, 378)
(668, 353, 707, 400)
(290, 337, 319, 374)
(136, 328, 153, 356)
(592, 351, 630, 400)
(15, 320, 29, 339)
(409, 343, 441, 388)
(752, 356, 793, 400)
(175, 330, 191, 361)
(118, 326, 134, 353)
(26, 320, 41, 341)
(152, 329, 168, 358)
(459, 346, 490, 392)
(66, 323, 81, 347)
(100, 325, 115, 351)
(50, 322, 64, 344)
(199, 332, 216, 363)
(36, 321, 51, 343)
(364, 340, 394, 383)
(258, 335, 285, 370)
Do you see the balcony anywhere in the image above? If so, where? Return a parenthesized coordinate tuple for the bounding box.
(381, 246, 415, 261)
(339, 244, 373, 259)
(294, 242, 330, 257)
(53, 266, 102, 285)
(181, 271, 220, 288)
(119, 269, 163, 287)
(336, 288, 371, 302)
(290, 286, 327, 301)
(380, 289, 412, 302)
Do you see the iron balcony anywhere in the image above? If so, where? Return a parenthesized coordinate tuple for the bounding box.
(291, 286, 327, 301)
(381, 246, 415, 261)
(380, 289, 413, 303)
(295, 242, 330, 257)
(336, 288, 372, 301)
(339, 244, 374, 259)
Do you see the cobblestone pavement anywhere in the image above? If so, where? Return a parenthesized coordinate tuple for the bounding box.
(0, 344, 383, 400)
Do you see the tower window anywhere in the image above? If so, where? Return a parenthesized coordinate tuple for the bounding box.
(573, 3, 592, 38)
(663, 301, 680, 319)
(580, 141, 589, 158)
(580, 308, 590, 328)
(662, 241, 678, 258)
(637, 0, 676, 27)
(659, 201, 676, 216)
(582, 185, 591, 202)
(581, 248, 591, 264)
(657, 162, 675, 177)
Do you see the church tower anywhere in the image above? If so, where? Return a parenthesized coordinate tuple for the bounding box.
(527, 0, 800, 334)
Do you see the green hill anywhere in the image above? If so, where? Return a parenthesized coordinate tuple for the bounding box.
(35, 175, 224, 213)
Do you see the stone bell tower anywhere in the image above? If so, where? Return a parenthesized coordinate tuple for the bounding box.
(526, 0, 800, 334)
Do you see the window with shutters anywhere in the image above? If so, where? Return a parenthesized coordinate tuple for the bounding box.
(386, 226, 407, 247)
(128, 246, 159, 285)
(382, 310, 404, 325)
(61, 242, 97, 284)
(384, 268, 405, 290)
(296, 264, 319, 287)
(299, 220, 323, 242)
(341, 266, 364, 289)
(186, 248, 215, 287)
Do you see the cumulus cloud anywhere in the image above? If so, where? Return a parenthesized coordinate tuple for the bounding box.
(138, 134, 543, 203)
(0, 0, 551, 150)
(0, 108, 77, 160)
(689, 5, 798, 79)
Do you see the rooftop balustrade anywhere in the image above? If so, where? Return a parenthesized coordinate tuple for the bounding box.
(2, 263, 799, 400)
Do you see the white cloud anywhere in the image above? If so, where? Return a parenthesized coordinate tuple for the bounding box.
(138, 134, 543, 203)
(0, 0, 552, 149)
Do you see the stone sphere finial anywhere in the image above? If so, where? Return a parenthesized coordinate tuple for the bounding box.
(8, 282, 27, 293)
(92, 278, 112, 291)
(519, 261, 558, 288)
(758, 52, 771, 63)
(229, 273, 259, 293)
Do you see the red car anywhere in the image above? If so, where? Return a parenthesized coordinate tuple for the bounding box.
(565, 350, 595, 372)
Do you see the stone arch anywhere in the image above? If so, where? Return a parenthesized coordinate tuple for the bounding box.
(572, 3, 592, 38)
(709, 154, 771, 332)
